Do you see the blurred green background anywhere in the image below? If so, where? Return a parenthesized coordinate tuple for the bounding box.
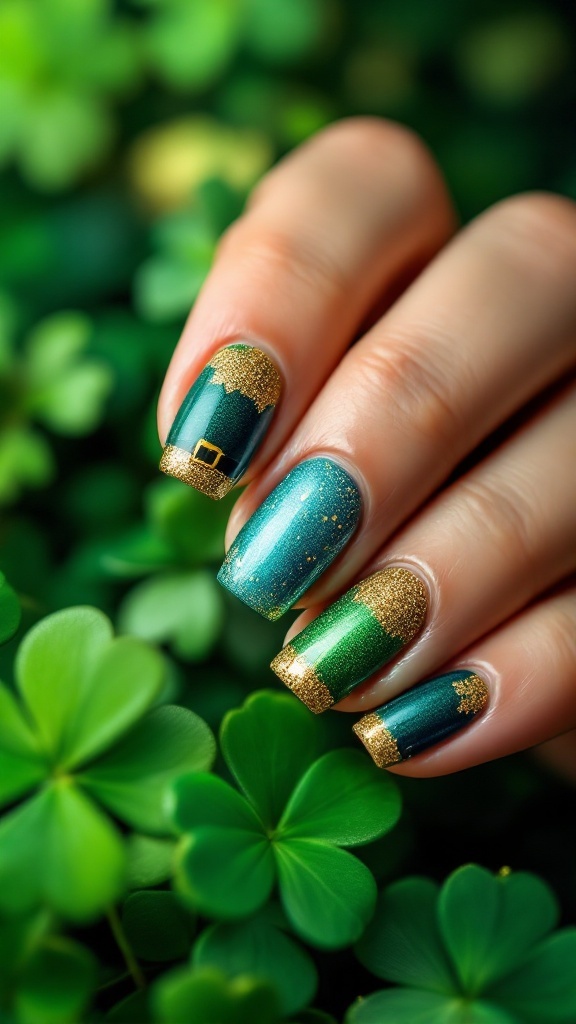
(0, 0, 575, 961)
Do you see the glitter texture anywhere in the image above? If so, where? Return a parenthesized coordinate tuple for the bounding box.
(159, 444, 233, 499)
(217, 458, 362, 620)
(161, 343, 281, 499)
(453, 674, 488, 715)
(271, 644, 334, 713)
(354, 568, 427, 644)
(270, 566, 427, 706)
(353, 669, 489, 768)
(209, 346, 281, 413)
(353, 713, 401, 768)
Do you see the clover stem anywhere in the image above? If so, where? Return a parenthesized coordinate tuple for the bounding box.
(106, 904, 147, 991)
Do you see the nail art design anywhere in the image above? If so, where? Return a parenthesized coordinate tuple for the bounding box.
(217, 457, 362, 620)
(160, 344, 281, 499)
(353, 670, 488, 768)
(271, 567, 427, 713)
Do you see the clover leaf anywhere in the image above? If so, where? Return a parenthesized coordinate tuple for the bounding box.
(153, 965, 280, 1024)
(0, 910, 96, 1024)
(350, 865, 576, 1023)
(170, 691, 401, 949)
(0, 606, 215, 921)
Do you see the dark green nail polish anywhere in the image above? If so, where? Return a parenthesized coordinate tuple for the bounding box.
(217, 457, 362, 620)
(160, 344, 281, 499)
(271, 567, 427, 713)
(353, 670, 489, 767)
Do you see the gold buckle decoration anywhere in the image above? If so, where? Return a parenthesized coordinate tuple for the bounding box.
(192, 438, 224, 468)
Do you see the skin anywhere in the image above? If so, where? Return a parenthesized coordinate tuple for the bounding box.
(158, 117, 576, 778)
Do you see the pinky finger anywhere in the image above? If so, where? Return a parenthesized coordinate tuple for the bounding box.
(353, 582, 576, 776)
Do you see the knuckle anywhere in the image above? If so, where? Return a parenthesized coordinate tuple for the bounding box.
(455, 473, 538, 569)
(358, 330, 471, 448)
(217, 220, 347, 299)
(481, 192, 576, 273)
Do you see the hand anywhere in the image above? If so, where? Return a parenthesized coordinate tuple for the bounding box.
(158, 118, 576, 777)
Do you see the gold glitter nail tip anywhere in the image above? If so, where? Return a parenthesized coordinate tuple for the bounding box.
(353, 567, 428, 644)
(353, 713, 401, 768)
(159, 445, 234, 500)
(270, 645, 334, 714)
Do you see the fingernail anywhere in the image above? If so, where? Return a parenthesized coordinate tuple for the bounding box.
(271, 567, 427, 713)
(353, 670, 489, 767)
(160, 344, 282, 500)
(217, 457, 362, 620)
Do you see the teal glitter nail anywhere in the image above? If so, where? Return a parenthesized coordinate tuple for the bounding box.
(217, 457, 362, 620)
(160, 344, 281, 499)
(353, 670, 489, 767)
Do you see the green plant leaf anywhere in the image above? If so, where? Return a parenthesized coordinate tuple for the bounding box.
(0, 426, 54, 505)
(171, 772, 264, 833)
(355, 878, 456, 993)
(147, 477, 234, 566)
(81, 705, 215, 833)
(61, 636, 165, 769)
(345, 989, 517, 1024)
(275, 839, 376, 949)
(126, 834, 176, 890)
(0, 571, 21, 643)
(0, 782, 125, 920)
(487, 929, 576, 1022)
(0, 682, 45, 807)
(146, 0, 241, 92)
(438, 866, 558, 993)
(16, 607, 112, 761)
(153, 965, 280, 1024)
(279, 749, 401, 846)
(176, 827, 275, 919)
(118, 571, 224, 660)
(14, 935, 97, 1024)
(122, 890, 195, 962)
(193, 915, 317, 1016)
(221, 691, 319, 828)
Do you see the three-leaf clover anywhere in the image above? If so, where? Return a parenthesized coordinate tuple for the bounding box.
(0, 606, 215, 920)
(170, 690, 401, 949)
(350, 865, 576, 1023)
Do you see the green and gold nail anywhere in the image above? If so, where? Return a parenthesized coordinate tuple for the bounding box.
(160, 343, 281, 499)
(353, 670, 489, 767)
(270, 567, 428, 712)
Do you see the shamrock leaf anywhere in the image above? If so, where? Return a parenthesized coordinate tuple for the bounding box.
(351, 865, 576, 1023)
(193, 908, 317, 1017)
(118, 571, 224, 661)
(153, 965, 280, 1024)
(0, 911, 96, 1024)
(0, 607, 215, 921)
(0, 571, 21, 644)
(171, 691, 401, 949)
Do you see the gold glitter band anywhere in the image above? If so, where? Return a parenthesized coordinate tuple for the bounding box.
(353, 712, 401, 768)
(353, 567, 427, 644)
(209, 346, 282, 414)
(270, 645, 334, 714)
(159, 445, 233, 499)
(453, 674, 488, 715)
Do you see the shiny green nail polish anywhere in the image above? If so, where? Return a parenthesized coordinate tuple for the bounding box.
(217, 457, 362, 620)
(353, 670, 489, 767)
(160, 344, 281, 499)
(271, 567, 427, 713)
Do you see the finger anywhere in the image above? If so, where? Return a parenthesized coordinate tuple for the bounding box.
(158, 119, 454, 498)
(271, 379, 576, 711)
(222, 193, 576, 613)
(353, 581, 576, 777)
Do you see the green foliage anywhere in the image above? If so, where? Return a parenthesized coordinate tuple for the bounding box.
(171, 691, 401, 948)
(0, 607, 215, 920)
(0, 571, 21, 644)
(153, 966, 280, 1024)
(351, 866, 576, 1023)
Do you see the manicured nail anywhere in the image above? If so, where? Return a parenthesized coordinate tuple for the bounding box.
(160, 344, 281, 499)
(271, 567, 427, 713)
(353, 670, 489, 767)
(217, 457, 362, 620)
